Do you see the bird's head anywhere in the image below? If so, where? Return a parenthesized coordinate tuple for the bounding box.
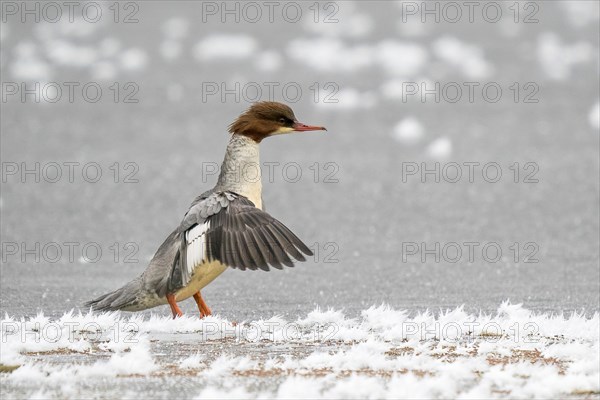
(228, 101, 326, 142)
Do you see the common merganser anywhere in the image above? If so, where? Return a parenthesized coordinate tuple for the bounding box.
(85, 102, 326, 318)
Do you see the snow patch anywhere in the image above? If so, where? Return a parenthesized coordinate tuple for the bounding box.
(91, 61, 117, 81)
(45, 40, 98, 67)
(10, 42, 52, 80)
(119, 48, 148, 71)
(254, 50, 283, 72)
(2, 303, 598, 399)
(559, 1, 600, 28)
(432, 36, 493, 79)
(392, 118, 425, 144)
(303, 3, 373, 38)
(314, 88, 378, 111)
(537, 33, 593, 81)
(162, 17, 189, 39)
(376, 41, 429, 77)
(179, 352, 206, 369)
(427, 137, 453, 159)
(194, 34, 258, 61)
(286, 38, 373, 73)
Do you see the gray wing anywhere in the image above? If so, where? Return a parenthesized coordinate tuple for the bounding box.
(167, 191, 313, 291)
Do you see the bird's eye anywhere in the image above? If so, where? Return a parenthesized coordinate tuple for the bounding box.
(279, 118, 287, 123)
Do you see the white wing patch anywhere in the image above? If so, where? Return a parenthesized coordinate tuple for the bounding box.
(186, 220, 210, 275)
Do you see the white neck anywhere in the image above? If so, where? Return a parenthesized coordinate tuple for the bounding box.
(215, 134, 263, 209)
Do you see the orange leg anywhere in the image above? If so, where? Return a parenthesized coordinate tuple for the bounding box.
(193, 291, 212, 318)
(166, 293, 183, 319)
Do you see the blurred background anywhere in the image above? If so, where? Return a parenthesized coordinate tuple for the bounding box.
(1, 1, 598, 319)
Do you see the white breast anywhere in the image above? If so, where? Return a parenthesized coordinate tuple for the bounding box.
(244, 181, 263, 210)
(175, 259, 228, 301)
(174, 220, 228, 301)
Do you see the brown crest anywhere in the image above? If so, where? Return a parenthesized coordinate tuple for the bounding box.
(228, 102, 297, 142)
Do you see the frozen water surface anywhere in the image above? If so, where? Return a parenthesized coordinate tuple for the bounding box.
(1, 1, 598, 398)
(1, 303, 598, 398)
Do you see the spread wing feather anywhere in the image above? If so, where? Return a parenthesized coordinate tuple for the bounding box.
(168, 191, 313, 291)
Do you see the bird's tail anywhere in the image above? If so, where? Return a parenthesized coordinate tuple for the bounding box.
(84, 278, 147, 312)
